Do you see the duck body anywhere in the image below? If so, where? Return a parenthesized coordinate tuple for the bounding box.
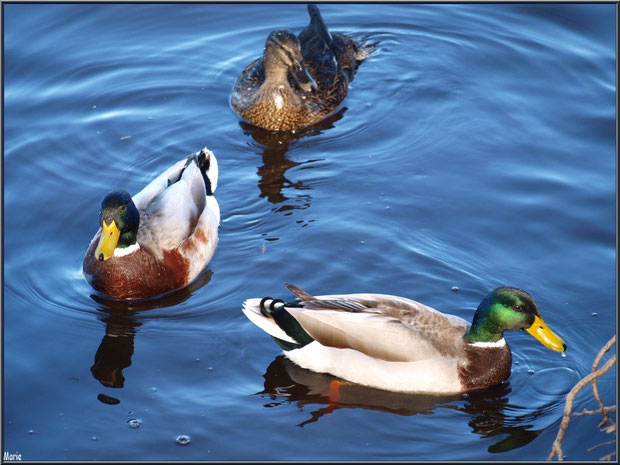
(242, 284, 566, 394)
(83, 148, 220, 300)
(231, 4, 372, 131)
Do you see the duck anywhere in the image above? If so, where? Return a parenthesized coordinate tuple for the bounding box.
(83, 148, 220, 300)
(231, 4, 373, 132)
(242, 283, 567, 394)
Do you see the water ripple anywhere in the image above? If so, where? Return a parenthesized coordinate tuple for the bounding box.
(3, 3, 615, 461)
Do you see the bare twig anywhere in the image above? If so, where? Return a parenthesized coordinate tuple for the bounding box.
(592, 336, 616, 369)
(591, 336, 617, 428)
(599, 451, 616, 461)
(574, 405, 616, 417)
(547, 335, 616, 461)
(587, 440, 616, 452)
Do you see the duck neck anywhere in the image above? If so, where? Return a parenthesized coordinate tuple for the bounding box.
(465, 326, 503, 344)
(263, 56, 291, 86)
(464, 308, 504, 344)
(118, 229, 138, 249)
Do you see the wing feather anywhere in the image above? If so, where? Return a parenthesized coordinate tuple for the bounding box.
(285, 308, 449, 362)
(282, 288, 469, 361)
(135, 157, 207, 253)
(131, 157, 190, 210)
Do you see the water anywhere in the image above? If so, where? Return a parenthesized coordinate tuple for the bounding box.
(3, 3, 616, 461)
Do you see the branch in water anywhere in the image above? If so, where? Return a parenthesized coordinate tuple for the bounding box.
(547, 335, 616, 461)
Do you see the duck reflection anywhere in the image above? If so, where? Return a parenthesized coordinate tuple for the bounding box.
(89, 270, 213, 404)
(240, 107, 347, 212)
(259, 355, 542, 452)
(463, 384, 542, 453)
(91, 310, 139, 390)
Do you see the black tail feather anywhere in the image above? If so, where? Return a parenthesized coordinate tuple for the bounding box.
(259, 295, 314, 347)
(195, 148, 213, 194)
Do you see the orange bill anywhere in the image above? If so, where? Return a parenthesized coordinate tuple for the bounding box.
(526, 315, 566, 352)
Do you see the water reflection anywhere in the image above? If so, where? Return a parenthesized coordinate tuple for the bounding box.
(259, 356, 543, 452)
(256, 145, 312, 211)
(89, 270, 213, 404)
(240, 107, 347, 213)
(463, 384, 543, 453)
(91, 310, 139, 390)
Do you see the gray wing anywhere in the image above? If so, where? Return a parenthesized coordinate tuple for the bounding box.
(136, 156, 207, 254)
(284, 285, 469, 361)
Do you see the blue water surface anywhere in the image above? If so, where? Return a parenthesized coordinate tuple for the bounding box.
(2, 3, 616, 461)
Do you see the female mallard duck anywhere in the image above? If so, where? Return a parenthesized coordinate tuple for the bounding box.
(83, 148, 219, 300)
(242, 284, 567, 394)
(231, 4, 372, 131)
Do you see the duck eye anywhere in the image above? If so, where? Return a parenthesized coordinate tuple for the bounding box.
(120, 205, 127, 212)
(512, 305, 522, 311)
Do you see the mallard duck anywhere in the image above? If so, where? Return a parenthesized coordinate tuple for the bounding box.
(83, 148, 220, 300)
(231, 4, 372, 131)
(242, 284, 567, 394)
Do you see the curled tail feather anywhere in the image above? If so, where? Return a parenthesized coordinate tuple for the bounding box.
(243, 295, 314, 350)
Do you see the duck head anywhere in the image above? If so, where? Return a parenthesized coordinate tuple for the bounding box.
(465, 287, 566, 352)
(94, 190, 140, 261)
(264, 29, 318, 92)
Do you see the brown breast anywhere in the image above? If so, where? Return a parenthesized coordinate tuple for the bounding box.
(458, 342, 512, 391)
(237, 99, 313, 132)
(82, 239, 190, 300)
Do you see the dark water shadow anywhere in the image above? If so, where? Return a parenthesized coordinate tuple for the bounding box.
(259, 355, 542, 452)
(240, 107, 347, 213)
(91, 309, 140, 394)
(89, 271, 214, 404)
(462, 383, 543, 453)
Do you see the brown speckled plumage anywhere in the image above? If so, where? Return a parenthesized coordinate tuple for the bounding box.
(231, 4, 372, 131)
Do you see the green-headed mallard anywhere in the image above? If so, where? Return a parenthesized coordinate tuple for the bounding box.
(242, 283, 566, 394)
(231, 4, 372, 132)
(83, 148, 219, 300)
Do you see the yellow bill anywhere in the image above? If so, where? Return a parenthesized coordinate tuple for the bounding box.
(526, 315, 566, 352)
(94, 220, 120, 261)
